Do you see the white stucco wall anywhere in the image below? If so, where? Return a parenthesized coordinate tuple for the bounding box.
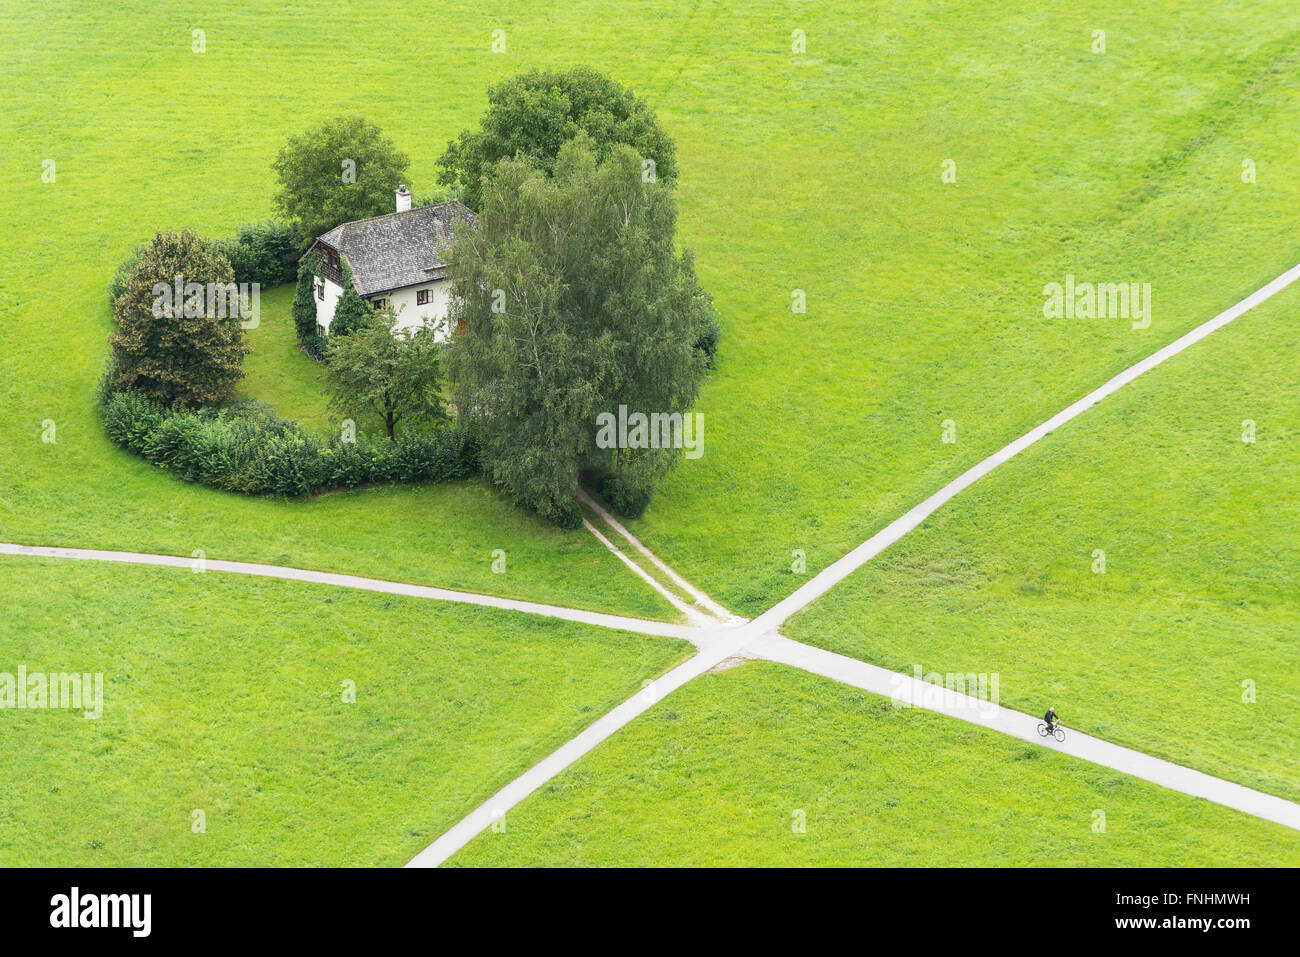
(382, 280, 454, 340)
(314, 276, 342, 335)
(316, 276, 454, 341)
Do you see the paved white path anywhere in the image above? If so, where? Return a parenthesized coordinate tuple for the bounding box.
(0, 542, 702, 645)
(751, 260, 1300, 635)
(752, 635, 1300, 832)
(406, 260, 1300, 864)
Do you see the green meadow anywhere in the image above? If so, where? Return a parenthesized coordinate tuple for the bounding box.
(450, 662, 1300, 867)
(623, 2, 1300, 614)
(2, 0, 1297, 868)
(3, 2, 1297, 618)
(0, 558, 689, 866)
(788, 286, 1300, 801)
(239, 285, 332, 434)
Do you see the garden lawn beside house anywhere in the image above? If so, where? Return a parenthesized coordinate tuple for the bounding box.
(239, 284, 333, 435)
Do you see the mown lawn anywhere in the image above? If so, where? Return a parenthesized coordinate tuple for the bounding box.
(787, 287, 1300, 801)
(0, 558, 690, 866)
(622, 2, 1300, 614)
(450, 662, 1300, 867)
(239, 284, 333, 434)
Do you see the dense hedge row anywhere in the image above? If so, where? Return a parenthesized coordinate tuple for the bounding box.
(101, 389, 478, 497)
(108, 221, 300, 306)
(211, 220, 299, 286)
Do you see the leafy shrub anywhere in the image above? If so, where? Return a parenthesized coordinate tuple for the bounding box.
(102, 390, 167, 453)
(694, 316, 720, 367)
(602, 473, 653, 519)
(212, 221, 299, 286)
(584, 450, 665, 520)
(107, 244, 145, 307)
(330, 265, 370, 337)
(319, 438, 377, 488)
(142, 411, 207, 477)
(301, 334, 329, 361)
(538, 495, 583, 530)
(96, 356, 121, 407)
(249, 426, 326, 496)
(292, 253, 320, 342)
(388, 429, 479, 482)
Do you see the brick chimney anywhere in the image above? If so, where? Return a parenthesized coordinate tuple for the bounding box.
(395, 184, 412, 212)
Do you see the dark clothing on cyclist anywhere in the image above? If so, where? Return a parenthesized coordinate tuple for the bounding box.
(1043, 708, 1057, 731)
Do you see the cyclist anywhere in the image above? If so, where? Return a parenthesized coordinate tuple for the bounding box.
(1043, 706, 1059, 734)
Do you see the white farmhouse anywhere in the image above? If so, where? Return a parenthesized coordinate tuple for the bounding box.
(306, 185, 475, 339)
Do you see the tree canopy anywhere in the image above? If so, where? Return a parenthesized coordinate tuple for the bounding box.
(437, 67, 677, 212)
(109, 229, 248, 408)
(327, 308, 447, 440)
(273, 116, 410, 244)
(445, 137, 712, 526)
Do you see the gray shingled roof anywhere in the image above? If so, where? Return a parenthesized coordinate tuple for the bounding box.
(316, 200, 476, 297)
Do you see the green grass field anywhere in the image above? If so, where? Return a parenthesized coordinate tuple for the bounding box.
(450, 662, 1300, 866)
(787, 286, 1300, 801)
(0, 558, 689, 866)
(621, 3, 1300, 615)
(239, 285, 333, 433)
(2, 1, 1296, 868)
(5, 2, 1297, 619)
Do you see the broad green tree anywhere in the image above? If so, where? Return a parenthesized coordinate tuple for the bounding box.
(445, 138, 712, 526)
(109, 230, 248, 408)
(437, 67, 676, 212)
(327, 308, 446, 440)
(273, 116, 410, 244)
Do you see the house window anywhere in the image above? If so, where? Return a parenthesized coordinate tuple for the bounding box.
(314, 278, 324, 300)
(416, 289, 431, 306)
(371, 297, 387, 310)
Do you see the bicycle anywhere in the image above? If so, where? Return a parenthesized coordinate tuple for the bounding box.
(1036, 721, 1065, 743)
